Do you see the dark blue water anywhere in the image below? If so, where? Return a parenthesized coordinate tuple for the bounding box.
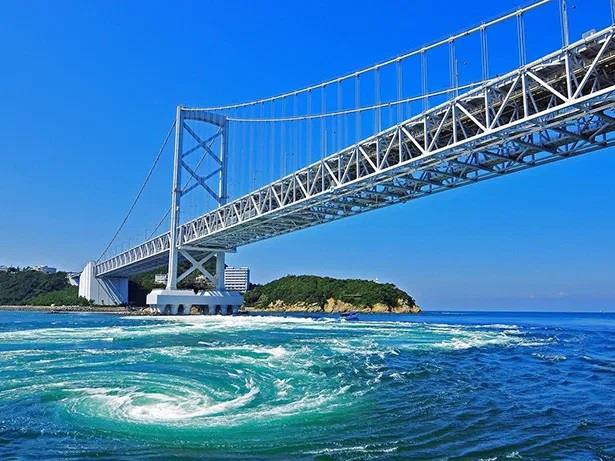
(0, 310, 613, 460)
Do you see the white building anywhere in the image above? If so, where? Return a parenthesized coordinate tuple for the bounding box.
(0, 265, 8, 272)
(154, 274, 168, 285)
(34, 265, 57, 274)
(224, 267, 250, 292)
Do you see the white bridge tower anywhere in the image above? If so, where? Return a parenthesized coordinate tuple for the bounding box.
(146, 106, 243, 314)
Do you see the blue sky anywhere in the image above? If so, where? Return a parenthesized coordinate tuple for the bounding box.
(1, 0, 614, 311)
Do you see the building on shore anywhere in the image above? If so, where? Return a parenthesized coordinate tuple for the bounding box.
(224, 267, 250, 293)
(152, 267, 249, 292)
(0, 265, 8, 272)
(34, 265, 57, 274)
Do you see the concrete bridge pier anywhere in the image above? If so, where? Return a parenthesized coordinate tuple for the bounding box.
(78, 261, 128, 306)
(146, 289, 243, 315)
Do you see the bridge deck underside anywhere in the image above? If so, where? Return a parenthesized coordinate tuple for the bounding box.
(98, 27, 615, 278)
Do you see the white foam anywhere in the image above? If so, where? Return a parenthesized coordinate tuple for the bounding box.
(123, 385, 259, 422)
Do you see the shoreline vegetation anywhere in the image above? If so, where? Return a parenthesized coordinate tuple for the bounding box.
(0, 269, 91, 307)
(1, 269, 420, 315)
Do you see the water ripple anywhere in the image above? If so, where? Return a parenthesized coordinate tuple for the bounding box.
(0, 311, 613, 459)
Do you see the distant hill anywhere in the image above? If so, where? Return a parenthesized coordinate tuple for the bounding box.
(0, 269, 90, 306)
(244, 275, 420, 313)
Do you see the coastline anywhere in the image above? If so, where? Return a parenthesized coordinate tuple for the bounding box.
(244, 296, 421, 314)
(0, 304, 421, 315)
(243, 300, 421, 314)
(0, 305, 133, 314)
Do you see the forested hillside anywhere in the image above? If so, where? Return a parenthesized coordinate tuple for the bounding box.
(0, 269, 89, 306)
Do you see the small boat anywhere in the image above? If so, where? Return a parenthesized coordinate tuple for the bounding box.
(341, 311, 360, 321)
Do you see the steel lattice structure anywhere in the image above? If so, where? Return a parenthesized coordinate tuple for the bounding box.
(97, 26, 615, 278)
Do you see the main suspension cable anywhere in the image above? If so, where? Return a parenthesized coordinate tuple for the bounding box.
(227, 80, 484, 123)
(97, 120, 175, 262)
(198, 0, 548, 112)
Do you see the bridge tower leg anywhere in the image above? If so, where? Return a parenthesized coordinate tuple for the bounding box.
(146, 107, 243, 315)
(214, 114, 229, 291)
(166, 105, 184, 291)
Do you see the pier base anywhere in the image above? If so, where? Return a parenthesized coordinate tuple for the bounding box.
(78, 261, 128, 306)
(146, 289, 243, 315)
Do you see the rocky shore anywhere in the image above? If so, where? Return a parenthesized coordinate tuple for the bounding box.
(246, 297, 421, 314)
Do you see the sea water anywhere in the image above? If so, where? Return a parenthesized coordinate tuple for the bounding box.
(0, 310, 613, 459)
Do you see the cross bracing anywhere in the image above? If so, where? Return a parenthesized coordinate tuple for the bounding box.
(96, 25, 615, 277)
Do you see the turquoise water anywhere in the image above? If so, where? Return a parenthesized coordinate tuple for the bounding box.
(0, 311, 613, 460)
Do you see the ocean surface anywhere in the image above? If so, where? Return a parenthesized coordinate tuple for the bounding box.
(0, 310, 613, 460)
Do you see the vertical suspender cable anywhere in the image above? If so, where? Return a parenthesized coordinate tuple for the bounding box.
(337, 80, 342, 151)
(252, 107, 258, 191)
(344, 85, 349, 147)
(375, 67, 381, 132)
(396, 59, 403, 123)
(304, 94, 308, 168)
(234, 110, 240, 199)
(249, 104, 255, 191)
(355, 74, 361, 143)
(254, 104, 259, 189)
(244, 107, 250, 193)
(307, 90, 312, 163)
(559, 0, 569, 47)
(293, 94, 298, 171)
(298, 94, 303, 169)
(243, 107, 248, 193)
(611, 0, 615, 24)
(517, 11, 526, 66)
(560, 0, 572, 97)
(421, 51, 428, 112)
(321, 85, 326, 158)
(298, 97, 302, 169)
(250, 106, 255, 191)
(281, 97, 286, 176)
(226, 114, 231, 199)
(240, 107, 250, 195)
(229, 114, 235, 199)
(270, 101, 276, 181)
(480, 25, 489, 81)
(481, 24, 490, 129)
(449, 40, 456, 98)
(259, 102, 265, 189)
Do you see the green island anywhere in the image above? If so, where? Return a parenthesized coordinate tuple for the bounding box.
(244, 275, 420, 314)
(1, 268, 420, 314)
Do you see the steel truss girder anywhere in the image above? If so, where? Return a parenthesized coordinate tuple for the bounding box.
(97, 26, 615, 277)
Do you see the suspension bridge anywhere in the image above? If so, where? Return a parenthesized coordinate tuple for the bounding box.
(79, 0, 615, 314)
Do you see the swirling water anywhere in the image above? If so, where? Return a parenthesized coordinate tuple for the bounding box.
(0, 311, 613, 460)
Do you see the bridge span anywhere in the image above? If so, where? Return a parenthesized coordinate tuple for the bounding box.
(81, 1, 615, 312)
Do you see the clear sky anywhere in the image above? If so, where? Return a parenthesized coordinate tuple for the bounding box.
(1, 0, 614, 311)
